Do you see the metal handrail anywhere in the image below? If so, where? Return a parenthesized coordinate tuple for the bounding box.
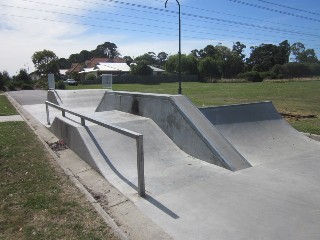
(45, 101, 145, 197)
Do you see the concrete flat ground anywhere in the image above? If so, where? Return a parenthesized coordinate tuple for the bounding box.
(8, 90, 320, 240)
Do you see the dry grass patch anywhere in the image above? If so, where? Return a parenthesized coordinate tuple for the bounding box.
(0, 121, 118, 240)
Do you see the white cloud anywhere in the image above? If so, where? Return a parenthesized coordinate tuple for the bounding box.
(0, 0, 102, 75)
(0, 0, 241, 76)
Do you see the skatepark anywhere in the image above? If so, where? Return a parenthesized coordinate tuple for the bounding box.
(8, 89, 320, 240)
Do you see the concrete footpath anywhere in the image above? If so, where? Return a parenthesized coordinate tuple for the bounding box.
(0, 115, 23, 122)
(6, 90, 320, 240)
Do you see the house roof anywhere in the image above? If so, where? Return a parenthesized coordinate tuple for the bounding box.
(97, 62, 131, 72)
(149, 66, 165, 72)
(59, 69, 68, 75)
(85, 57, 126, 68)
(67, 63, 83, 74)
(79, 68, 98, 74)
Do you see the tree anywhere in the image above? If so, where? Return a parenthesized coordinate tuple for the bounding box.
(130, 61, 153, 75)
(232, 41, 246, 60)
(157, 52, 168, 66)
(134, 53, 158, 66)
(0, 72, 5, 90)
(247, 41, 290, 72)
(198, 57, 221, 78)
(291, 42, 318, 63)
(165, 54, 198, 75)
(226, 41, 247, 77)
(190, 49, 202, 59)
(299, 49, 318, 63)
(68, 53, 82, 64)
(32, 49, 59, 76)
(291, 42, 305, 62)
(93, 42, 120, 58)
(203, 45, 216, 58)
(277, 40, 290, 64)
(16, 69, 31, 83)
(58, 58, 71, 69)
(123, 56, 133, 65)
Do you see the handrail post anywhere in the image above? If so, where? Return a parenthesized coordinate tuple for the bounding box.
(62, 110, 65, 117)
(46, 102, 50, 125)
(81, 117, 85, 126)
(136, 135, 145, 197)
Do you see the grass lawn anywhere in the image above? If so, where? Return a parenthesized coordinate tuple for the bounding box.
(67, 81, 320, 135)
(0, 95, 18, 116)
(0, 97, 117, 239)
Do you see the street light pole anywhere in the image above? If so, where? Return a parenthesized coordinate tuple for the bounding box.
(165, 0, 182, 95)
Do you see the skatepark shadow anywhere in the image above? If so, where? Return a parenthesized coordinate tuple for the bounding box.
(84, 126, 179, 219)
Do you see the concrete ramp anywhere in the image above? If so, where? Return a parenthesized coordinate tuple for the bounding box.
(47, 89, 106, 111)
(200, 102, 320, 166)
(96, 91, 251, 171)
(49, 111, 229, 197)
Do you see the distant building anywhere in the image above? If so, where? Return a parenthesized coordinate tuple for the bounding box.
(66, 63, 83, 76)
(79, 62, 131, 81)
(59, 69, 68, 79)
(85, 57, 127, 68)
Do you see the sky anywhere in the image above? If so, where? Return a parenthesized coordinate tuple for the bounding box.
(0, 0, 319, 75)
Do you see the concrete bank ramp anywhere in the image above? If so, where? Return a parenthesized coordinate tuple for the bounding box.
(47, 89, 106, 111)
(200, 102, 320, 166)
(96, 91, 251, 171)
(49, 111, 230, 197)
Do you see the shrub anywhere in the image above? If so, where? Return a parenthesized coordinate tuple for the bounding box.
(245, 71, 263, 82)
(308, 63, 320, 76)
(6, 81, 16, 91)
(21, 84, 34, 90)
(282, 62, 310, 78)
(131, 61, 153, 75)
(236, 72, 246, 79)
(0, 77, 4, 91)
(33, 78, 48, 90)
(86, 73, 97, 81)
(56, 81, 65, 90)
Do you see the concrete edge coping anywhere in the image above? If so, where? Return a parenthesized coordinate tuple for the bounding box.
(303, 132, 320, 142)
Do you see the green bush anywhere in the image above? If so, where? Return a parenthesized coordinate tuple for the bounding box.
(33, 79, 48, 90)
(56, 81, 65, 90)
(245, 71, 263, 82)
(282, 62, 310, 78)
(86, 73, 97, 81)
(309, 63, 320, 76)
(0, 79, 4, 91)
(236, 72, 246, 79)
(6, 81, 16, 91)
(21, 84, 34, 90)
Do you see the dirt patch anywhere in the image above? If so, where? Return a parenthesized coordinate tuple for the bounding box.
(280, 112, 317, 121)
(46, 139, 68, 157)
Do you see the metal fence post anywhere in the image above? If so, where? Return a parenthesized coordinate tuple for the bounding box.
(136, 135, 145, 197)
(62, 110, 65, 117)
(46, 102, 50, 125)
(81, 117, 85, 126)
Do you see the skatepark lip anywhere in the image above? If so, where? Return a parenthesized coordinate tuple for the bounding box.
(7, 90, 320, 240)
